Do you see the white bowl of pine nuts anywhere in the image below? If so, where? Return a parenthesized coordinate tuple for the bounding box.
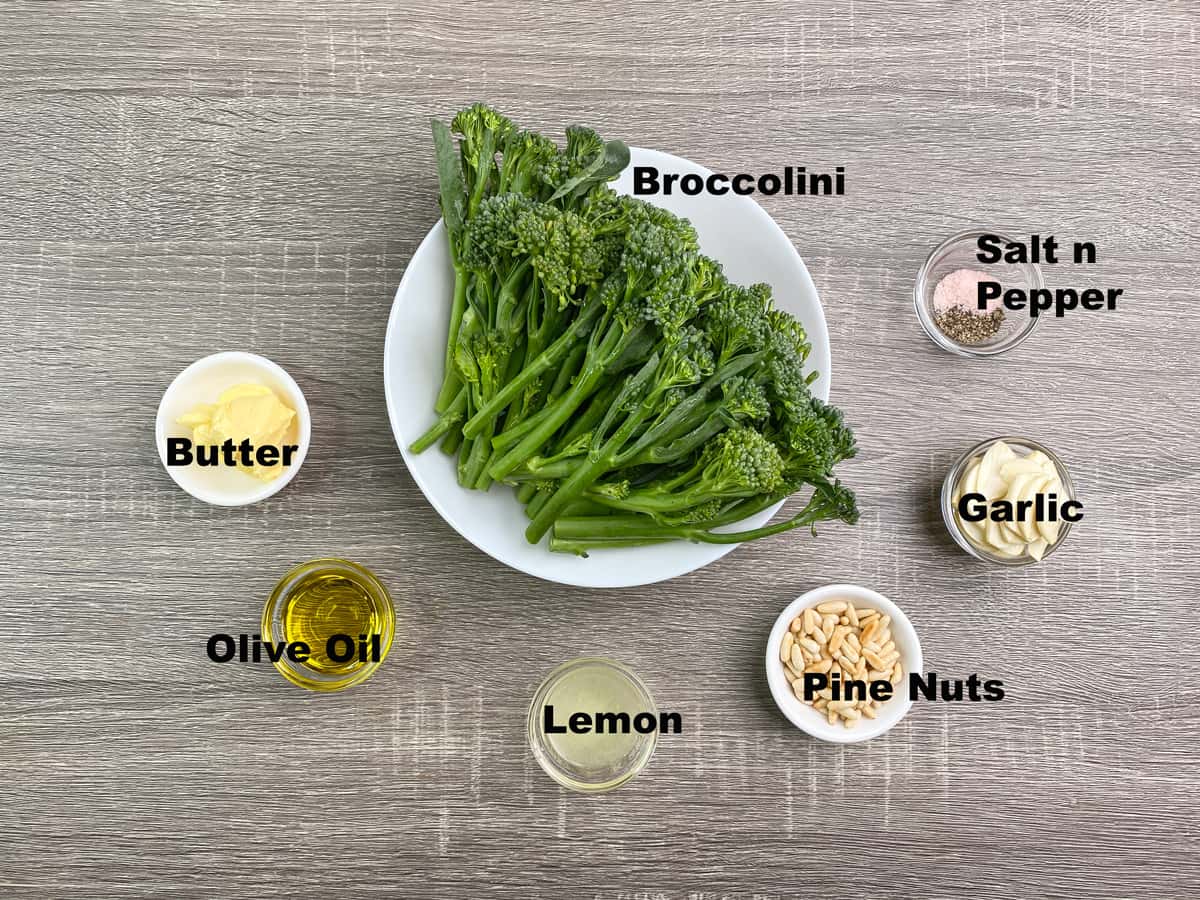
(766, 584, 923, 744)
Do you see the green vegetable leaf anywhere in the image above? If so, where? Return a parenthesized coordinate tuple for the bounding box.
(432, 118, 466, 246)
(549, 140, 631, 202)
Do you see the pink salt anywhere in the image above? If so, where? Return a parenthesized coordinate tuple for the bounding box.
(932, 268, 1001, 314)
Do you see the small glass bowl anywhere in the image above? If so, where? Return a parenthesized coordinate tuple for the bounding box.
(941, 436, 1075, 566)
(527, 657, 658, 793)
(261, 558, 395, 691)
(915, 228, 1044, 357)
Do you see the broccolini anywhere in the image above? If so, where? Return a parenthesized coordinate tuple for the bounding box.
(412, 105, 859, 554)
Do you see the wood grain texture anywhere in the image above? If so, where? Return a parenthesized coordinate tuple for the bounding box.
(1, 1, 1198, 897)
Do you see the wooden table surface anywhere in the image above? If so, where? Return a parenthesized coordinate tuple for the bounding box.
(3, 2, 1197, 897)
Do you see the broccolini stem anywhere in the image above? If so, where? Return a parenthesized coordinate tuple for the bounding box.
(525, 487, 553, 520)
(583, 485, 747, 518)
(440, 426, 464, 455)
(494, 259, 533, 334)
(456, 433, 476, 486)
(435, 268, 469, 413)
(546, 336, 587, 402)
(507, 456, 583, 482)
(491, 398, 541, 451)
(524, 357, 661, 543)
(410, 386, 467, 453)
(552, 481, 857, 545)
(554, 379, 621, 447)
(467, 433, 495, 489)
(616, 351, 764, 466)
(490, 317, 621, 455)
(548, 536, 672, 556)
(645, 411, 727, 464)
(461, 297, 603, 439)
(495, 282, 542, 436)
(561, 498, 613, 517)
(489, 365, 606, 480)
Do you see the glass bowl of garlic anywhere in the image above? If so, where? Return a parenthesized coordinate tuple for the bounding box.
(940, 436, 1077, 566)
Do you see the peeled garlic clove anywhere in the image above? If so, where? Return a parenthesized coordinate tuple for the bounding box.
(959, 512, 987, 547)
(985, 440, 1017, 465)
(1000, 458, 1046, 479)
(1036, 518, 1060, 546)
(984, 518, 1021, 554)
(1000, 519, 1026, 544)
(963, 457, 984, 496)
(989, 538, 1026, 557)
(1016, 474, 1052, 544)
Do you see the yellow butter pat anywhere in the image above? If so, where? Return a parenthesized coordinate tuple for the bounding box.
(177, 383, 296, 482)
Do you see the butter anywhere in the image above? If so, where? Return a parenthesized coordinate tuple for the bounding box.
(178, 383, 296, 482)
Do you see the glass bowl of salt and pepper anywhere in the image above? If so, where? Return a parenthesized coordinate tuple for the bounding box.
(914, 229, 1044, 357)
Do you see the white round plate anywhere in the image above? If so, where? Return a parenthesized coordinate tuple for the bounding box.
(384, 147, 830, 588)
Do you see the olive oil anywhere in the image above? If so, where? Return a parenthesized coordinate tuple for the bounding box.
(262, 558, 394, 691)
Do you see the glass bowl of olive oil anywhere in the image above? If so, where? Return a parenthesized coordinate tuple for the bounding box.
(527, 657, 659, 793)
(262, 558, 395, 691)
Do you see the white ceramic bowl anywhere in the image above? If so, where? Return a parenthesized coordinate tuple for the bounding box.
(765, 584, 923, 744)
(155, 351, 311, 506)
(384, 146, 831, 588)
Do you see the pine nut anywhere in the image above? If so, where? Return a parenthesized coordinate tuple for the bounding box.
(778, 599, 906, 730)
(828, 627, 847, 655)
(862, 649, 887, 670)
(790, 645, 805, 671)
(859, 620, 878, 646)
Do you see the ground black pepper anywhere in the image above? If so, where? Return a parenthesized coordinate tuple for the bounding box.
(934, 307, 1005, 345)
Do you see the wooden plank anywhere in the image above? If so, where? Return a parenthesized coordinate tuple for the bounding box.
(1, 1, 1197, 897)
